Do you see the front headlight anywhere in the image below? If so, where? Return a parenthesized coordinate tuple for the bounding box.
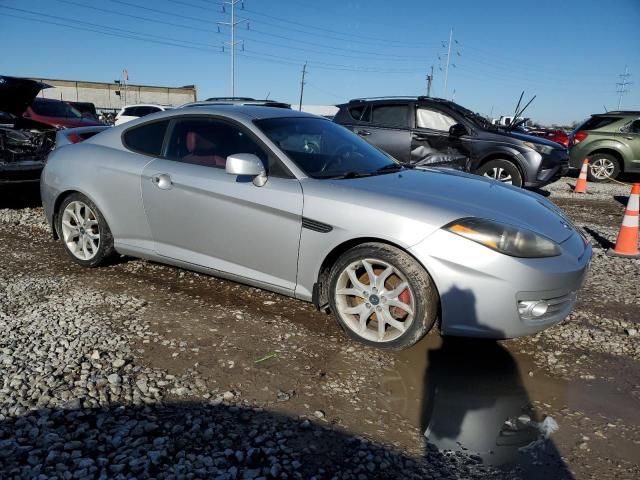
(444, 218, 561, 258)
(523, 141, 553, 155)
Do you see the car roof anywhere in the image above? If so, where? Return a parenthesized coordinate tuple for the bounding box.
(122, 104, 172, 109)
(183, 100, 291, 109)
(114, 104, 319, 123)
(593, 111, 640, 117)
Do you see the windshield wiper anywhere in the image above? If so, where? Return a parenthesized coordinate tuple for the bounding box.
(318, 170, 373, 179)
(373, 163, 405, 174)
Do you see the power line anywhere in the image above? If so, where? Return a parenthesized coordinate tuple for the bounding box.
(1, 8, 424, 75)
(616, 65, 632, 110)
(298, 62, 307, 111)
(217, 0, 246, 96)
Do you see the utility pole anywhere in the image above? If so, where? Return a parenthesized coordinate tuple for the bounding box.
(298, 62, 307, 111)
(616, 65, 632, 110)
(426, 65, 434, 97)
(218, 0, 246, 97)
(443, 28, 453, 98)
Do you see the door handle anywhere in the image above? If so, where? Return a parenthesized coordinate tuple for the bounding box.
(151, 173, 173, 190)
(356, 129, 371, 136)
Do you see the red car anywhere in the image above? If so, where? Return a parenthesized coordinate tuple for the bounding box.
(25, 97, 104, 129)
(526, 128, 570, 147)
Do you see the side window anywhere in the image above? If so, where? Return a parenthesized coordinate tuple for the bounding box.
(165, 117, 290, 177)
(122, 120, 170, 156)
(137, 106, 159, 117)
(416, 108, 457, 131)
(371, 104, 409, 128)
(628, 119, 640, 134)
(123, 107, 138, 117)
(348, 105, 370, 122)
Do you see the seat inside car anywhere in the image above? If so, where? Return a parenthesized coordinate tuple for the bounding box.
(182, 131, 227, 168)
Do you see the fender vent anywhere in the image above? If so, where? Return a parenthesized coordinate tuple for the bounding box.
(302, 217, 333, 233)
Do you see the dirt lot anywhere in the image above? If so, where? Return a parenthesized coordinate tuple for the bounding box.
(0, 177, 638, 479)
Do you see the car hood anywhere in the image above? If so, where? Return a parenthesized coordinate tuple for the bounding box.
(319, 168, 574, 244)
(500, 130, 560, 148)
(0, 76, 51, 116)
(36, 116, 105, 128)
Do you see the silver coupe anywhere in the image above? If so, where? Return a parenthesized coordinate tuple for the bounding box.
(41, 106, 591, 350)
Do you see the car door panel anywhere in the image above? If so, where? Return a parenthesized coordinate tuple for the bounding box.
(363, 127, 411, 162)
(411, 107, 472, 170)
(141, 159, 303, 291)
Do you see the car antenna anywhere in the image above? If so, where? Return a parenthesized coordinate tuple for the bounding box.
(509, 91, 525, 127)
(509, 94, 537, 131)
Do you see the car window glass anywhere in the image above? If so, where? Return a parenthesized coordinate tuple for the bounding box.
(123, 120, 170, 156)
(371, 105, 409, 128)
(628, 119, 640, 134)
(348, 105, 370, 122)
(416, 108, 457, 131)
(123, 107, 138, 117)
(165, 117, 289, 177)
(256, 117, 398, 179)
(579, 116, 617, 131)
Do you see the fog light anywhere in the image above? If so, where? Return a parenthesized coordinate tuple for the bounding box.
(518, 300, 550, 319)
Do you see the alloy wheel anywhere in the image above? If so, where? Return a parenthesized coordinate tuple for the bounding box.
(590, 158, 615, 180)
(61, 201, 100, 261)
(483, 167, 513, 184)
(334, 258, 415, 343)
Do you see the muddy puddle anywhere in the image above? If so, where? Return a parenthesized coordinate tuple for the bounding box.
(375, 334, 640, 477)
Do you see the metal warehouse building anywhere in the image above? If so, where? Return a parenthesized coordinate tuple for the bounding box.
(30, 77, 197, 112)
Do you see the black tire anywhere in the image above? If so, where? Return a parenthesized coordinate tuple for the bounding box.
(587, 153, 620, 182)
(328, 243, 438, 350)
(57, 193, 114, 267)
(475, 159, 523, 187)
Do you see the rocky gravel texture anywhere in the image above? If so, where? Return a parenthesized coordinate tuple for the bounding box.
(1, 177, 639, 479)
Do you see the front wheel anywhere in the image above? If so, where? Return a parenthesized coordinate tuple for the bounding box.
(587, 153, 620, 182)
(57, 193, 114, 267)
(475, 159, 523, 187)
(328, 243, 438, 350)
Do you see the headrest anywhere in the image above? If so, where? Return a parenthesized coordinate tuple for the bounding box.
(186, 131, 216, 154)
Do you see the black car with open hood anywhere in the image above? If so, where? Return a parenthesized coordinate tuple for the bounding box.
(0, 75, 56, 184)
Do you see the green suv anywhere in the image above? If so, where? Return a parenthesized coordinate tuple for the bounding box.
(570, 111, 640, 181)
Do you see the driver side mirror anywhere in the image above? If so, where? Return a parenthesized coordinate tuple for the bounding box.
(226, 153, 268, 187)
(449, 123, 468, 137)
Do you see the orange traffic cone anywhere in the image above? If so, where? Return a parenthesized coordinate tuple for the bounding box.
(607, 183, 640, 259)
(574, 159, 589, 193)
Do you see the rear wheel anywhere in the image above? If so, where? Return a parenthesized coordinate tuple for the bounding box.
(57, 193, 114, 267)
(587, 153, 620, 182)
(476, 159, 523, 187)
(328, 243, 438, 350)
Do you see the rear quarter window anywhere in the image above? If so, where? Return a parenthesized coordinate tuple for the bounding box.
(348, 105, 370, 122)
(578, 116, 619, 131)
(123, 120, 170, 156)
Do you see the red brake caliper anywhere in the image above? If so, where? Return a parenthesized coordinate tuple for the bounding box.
(392, 289, 411, 318)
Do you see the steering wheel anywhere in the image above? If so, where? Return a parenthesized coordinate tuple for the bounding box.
(320, 145, 365, 173)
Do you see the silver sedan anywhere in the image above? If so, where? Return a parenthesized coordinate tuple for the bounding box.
(41, 106, 591, 350)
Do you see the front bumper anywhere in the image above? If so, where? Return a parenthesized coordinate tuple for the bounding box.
(410, 228, 591, 339)
(0, 161, 44, 184)
(524, 149, 569, 188)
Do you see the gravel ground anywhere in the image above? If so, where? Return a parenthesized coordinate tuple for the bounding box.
(0, 177, 639, 479)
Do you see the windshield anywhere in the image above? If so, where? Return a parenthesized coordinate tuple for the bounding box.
(31, 99, 82, 118)
(255, 117, 401, 178)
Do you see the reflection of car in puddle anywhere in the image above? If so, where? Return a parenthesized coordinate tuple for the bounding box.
(380, 338, 568, 474)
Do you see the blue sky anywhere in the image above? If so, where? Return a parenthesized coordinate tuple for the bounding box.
(1, 0, 638, 124)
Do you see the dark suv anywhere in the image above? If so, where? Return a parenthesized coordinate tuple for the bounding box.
(333, 97, 569, 188)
